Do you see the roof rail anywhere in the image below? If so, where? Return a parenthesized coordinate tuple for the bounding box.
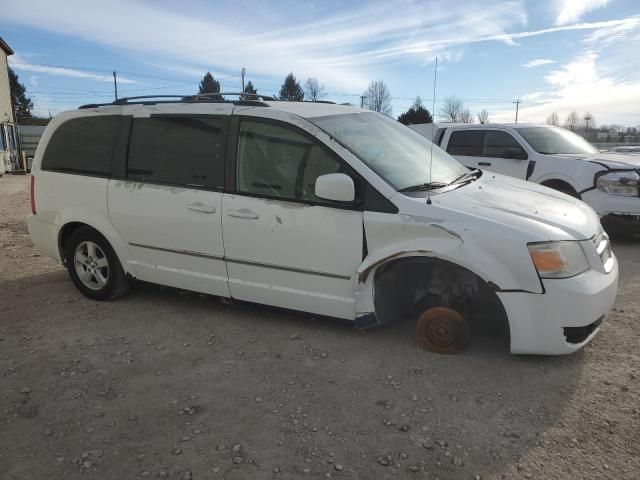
(79, 92, 276, 109)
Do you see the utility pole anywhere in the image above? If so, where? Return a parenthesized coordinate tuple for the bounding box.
(241, 67, 245, 93)
(113, 71, 118, 101)
(513, 98, 522, 123)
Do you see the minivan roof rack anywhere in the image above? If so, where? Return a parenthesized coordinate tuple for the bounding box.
(79, 92, 276, 109)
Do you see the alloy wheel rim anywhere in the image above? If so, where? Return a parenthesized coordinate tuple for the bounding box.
(74, 241, 109, 291)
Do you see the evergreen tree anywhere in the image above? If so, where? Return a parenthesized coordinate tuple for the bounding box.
(278, 73, 304, 101)
(243, 81, 257, 95)
(397, 96, 433, 125)
(198, 72, 221, 95)
(9, 67, 33, 120)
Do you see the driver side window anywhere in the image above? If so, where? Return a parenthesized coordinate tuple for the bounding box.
(236, 120, 342, 202)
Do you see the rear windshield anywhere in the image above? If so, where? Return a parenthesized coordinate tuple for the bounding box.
(517, 126, 598, 155)
(310, 112, 467, 190)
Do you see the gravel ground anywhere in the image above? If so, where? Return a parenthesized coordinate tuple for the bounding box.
(0, 174, 638, 480)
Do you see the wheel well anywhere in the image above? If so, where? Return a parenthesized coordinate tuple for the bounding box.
(58, 222, 98, 263)
(541, 179, 580, 198)
(373, 256, 509, 337)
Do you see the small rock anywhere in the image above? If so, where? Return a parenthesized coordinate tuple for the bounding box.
(81, 452, 89, 459)
(233, 456, 244, 464)
(408, 465, 420, 472)
(334, 464, 344, 471)
(290, 333, 300, 340)
(82, 461, 92, 469)
(273, 466, 281, 473)
(453, 457, 464, 466)
(182, 472, 193, 480)
(399, 424, 409, 432)
(399, 452, 408, 459)
(43, 429, 53, 436)
(255, 397, 263, 403)
(20, 387, 31, 394)
(377, 455, 392, 466)
(141, 472, 150, 478)
(173, 448, 182, 455)
(436, 440, 447, 448)
(422, 439, 434, 450)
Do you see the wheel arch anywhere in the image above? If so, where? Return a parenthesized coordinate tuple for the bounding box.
(56, 213, 136, 277)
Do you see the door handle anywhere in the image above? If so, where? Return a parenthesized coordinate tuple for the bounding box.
(478, 162, 492, 166)
(187, 203, 217, 214)
(227, 208, 259, 219)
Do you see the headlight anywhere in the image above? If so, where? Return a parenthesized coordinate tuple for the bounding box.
(528, 241, 589, 278)
(596, 171, 640, 196)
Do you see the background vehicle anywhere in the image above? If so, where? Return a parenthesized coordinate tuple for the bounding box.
(411, 123, 640, 235)
(27, 95, 617, 355)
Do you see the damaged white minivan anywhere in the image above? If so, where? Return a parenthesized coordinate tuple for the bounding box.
(27, 94, 618, 355)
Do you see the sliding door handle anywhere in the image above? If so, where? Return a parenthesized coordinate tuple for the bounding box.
(187, 203, 216, 214)
(478, 162, 492, 166)
(227, 208, 259, 219)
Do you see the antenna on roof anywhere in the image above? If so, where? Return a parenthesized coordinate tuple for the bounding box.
(427, 57, 438, 206)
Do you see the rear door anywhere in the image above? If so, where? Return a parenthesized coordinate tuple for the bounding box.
(108, 107, 231, 296)
(444, 129, 483, 170)
(445, 129, 529, 178)
(221, 116, 363, 320)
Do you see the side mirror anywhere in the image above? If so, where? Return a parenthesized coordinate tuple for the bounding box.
(315, 173, 355, 203)
(503, 147, 527, 160)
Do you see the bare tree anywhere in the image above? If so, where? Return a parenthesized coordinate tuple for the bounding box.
(477, 109, 489, 124)
(304, 77, 325, 102)
(545, 112, 560, 126)
(459, 108, 474, 123)
(363, 80, 392, 116)
(564, 111, 580, 131)
(438, 96, 464, 122)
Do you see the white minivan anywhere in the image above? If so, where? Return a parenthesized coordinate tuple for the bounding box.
(28, 94, 618, 355)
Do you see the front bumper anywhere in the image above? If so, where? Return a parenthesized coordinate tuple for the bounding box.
(497, 255, 619, 355)
(582, 188, 640, 217)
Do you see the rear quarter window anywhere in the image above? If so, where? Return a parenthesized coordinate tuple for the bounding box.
(42, 115, 122, 175)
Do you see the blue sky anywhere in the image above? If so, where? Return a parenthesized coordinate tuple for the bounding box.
(2, 0, 639, 125)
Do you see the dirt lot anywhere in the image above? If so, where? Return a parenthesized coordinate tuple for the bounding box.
(0, 174, 638, 480)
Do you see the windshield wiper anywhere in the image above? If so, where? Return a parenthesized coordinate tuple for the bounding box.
(448, 169, 480, 186)
(398, 182, 448, 192)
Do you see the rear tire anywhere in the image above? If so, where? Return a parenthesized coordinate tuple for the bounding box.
(63, 227, 130, 300)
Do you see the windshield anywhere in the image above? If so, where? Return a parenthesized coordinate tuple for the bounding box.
(310, 112, 468, 191)
(517, 126, 598, 155)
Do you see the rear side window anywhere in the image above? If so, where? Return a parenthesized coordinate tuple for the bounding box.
(446, 130, 482, 156)
(127, 116, 226, 189)
(483, 130, 527, 159)
(42, 116, 121, 175)
(0, 125, 5, 151)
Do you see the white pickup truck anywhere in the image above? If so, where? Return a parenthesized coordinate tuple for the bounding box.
(410, 123, 640, 234)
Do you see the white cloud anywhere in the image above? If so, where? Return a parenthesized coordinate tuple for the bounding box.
(491, 51, 640, 125)
(8, 54, 137, 84)
(555, 0, 610, 26)
(29, 75, 39, 87)
(523, 58, 555, 68)
(2, 0, 528, 92)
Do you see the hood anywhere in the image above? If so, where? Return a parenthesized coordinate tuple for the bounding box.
(420, 173, 600, 240)
(547, 152, 640, 170)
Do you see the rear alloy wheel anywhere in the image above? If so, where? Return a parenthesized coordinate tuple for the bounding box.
(64, 227, 130, 300)
(416, 306, 469, 354)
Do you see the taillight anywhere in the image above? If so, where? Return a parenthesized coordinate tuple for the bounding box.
(30, 175, 36, 215)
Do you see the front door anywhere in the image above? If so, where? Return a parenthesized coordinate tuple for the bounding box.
(108, 111, 231, 297)
(222, 118, 363, 320)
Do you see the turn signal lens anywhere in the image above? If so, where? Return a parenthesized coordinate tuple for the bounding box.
(529, 249, 565, 273)
(528, 241, 589, 279)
